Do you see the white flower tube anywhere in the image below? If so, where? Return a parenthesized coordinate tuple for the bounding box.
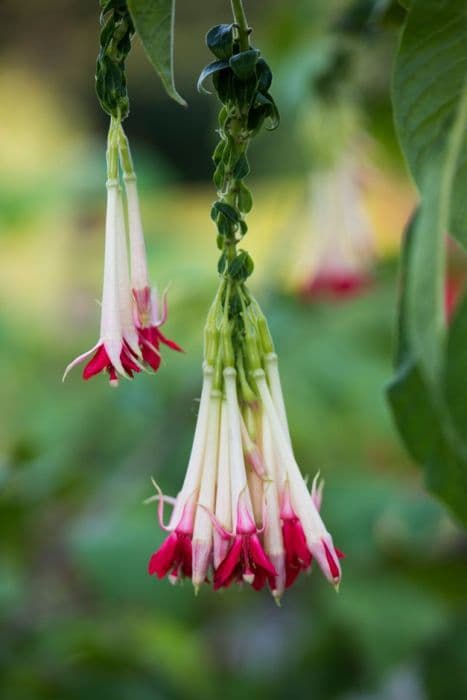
(254, 368, 341, 585)
(99, 179, 125, 374)
(124, 175, 149, 292)
(192, 390, 222, 588)
(224, 367, 255, 532)
(116, 189, 141, 358)
(261, 409, 286, 599)
(264, 353, 290, 441)
(169, 363, 214, 528)
(213, 398, 232, 569)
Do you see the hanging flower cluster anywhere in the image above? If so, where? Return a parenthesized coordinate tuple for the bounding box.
(148, 286, 343, 600)
(148, 10, 343, 601)
(64, 1, 181, 386)
(300, 149, 375, 301)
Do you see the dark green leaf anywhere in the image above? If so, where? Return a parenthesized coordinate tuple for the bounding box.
(393, 0, 467, 246)
(232, 154, 250, 180)
(387, 84, 467, 525)
(127, 0, 186, 106)
(197, 59, 230, 94)
(256, 58, 272, 93)
(206, 24, 234, 60)
(212, 141, 225, 165)
(237, 183, 253, 213)
(217, 252, 227, 274)
(212, 67, 233, 103)
(229, 49, 260, 80)
(227, 251, 254, 281)
(212, 201, 239, 222)
(216, 212, 232, 236)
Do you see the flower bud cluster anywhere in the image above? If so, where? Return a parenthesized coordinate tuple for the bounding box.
(198, 22, 279, 284)
(95, 0, 134, 120)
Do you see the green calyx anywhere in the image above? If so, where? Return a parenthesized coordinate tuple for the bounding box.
(96, 0, 134, 120)
(203, 280, 275, 400)
(199, 8, 280, 284)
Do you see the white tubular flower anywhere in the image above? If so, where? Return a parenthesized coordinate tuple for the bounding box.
(254, 368, 343, 587)
(261, 410, 286, 600)
(169, 364, 214, 528)
(125, 175, 150, 294)
(115, 189, 142, 359)
(192, 390, 222, 589)
(148, 364, 213, 583)
(119, 124, 182, 372)
(213, 368, 276, 590)
(213, 399, 232, 570)
(64, 176, 142, 385)
(264, 352, 290, 445)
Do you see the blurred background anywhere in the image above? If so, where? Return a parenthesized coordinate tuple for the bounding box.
(1, 1, 466, 698)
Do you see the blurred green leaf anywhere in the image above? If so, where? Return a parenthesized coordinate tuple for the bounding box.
(128, 0, 186, 106)
(393, 0, 467, 246)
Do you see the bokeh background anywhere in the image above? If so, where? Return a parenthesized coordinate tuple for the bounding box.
(1, 1, 466, 699)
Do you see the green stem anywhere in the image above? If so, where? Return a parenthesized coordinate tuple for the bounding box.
(117, 124, 135, 179)
(106, 117, 120, 181)
(231, 0, 250, 51)
(218, 1, 253, 270)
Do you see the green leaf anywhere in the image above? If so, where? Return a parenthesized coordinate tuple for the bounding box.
(227, 251, 254, 281)
(217, 252, 227, 274)
(197, 59, 229, 94)
(405, 162, 446, 384)
(387, 223, 467, 527)
(232, 154, 250, 180)
(229, 49, 260, 80)
(212, 201, 239, 222)
(256, 58, 273, 94)
(387, 83, 467, 525)
(206, 24, 234, 60)
(237, 183, 253, 213)
(127, 0, 186, 106)
(393, 0, 467, 246)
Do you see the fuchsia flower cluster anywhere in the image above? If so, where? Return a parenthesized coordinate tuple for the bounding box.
(64, 120, 181, 386)
(147, 285, 343, 601)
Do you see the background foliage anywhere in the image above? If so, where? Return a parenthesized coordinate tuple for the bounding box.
(0, 1, 466, 698)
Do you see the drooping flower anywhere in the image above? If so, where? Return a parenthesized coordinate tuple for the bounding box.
(65, 120, 181, 385)
(254, 356, 343, 588)
(147, 281, 343, 600)
(63, 170, 142, 386)
(119, 127, 182, 370)
(300, 151, 375, 301)
(148, 364, 214, 584)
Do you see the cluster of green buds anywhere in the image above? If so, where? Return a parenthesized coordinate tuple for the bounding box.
(203, 279, 274, 402)
(95, 0, 134, 120)
(198, 17, 279, 284)
(197, 10, 280, 394)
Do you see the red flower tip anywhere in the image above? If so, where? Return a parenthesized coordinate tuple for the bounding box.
(82, 342, 141, 384)
(213, 532, 277, 590)
(148, 531, 192, 581)
(300, 271, 371, 302)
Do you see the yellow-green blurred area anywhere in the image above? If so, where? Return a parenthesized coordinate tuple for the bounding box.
(1, 1, 466, 699)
